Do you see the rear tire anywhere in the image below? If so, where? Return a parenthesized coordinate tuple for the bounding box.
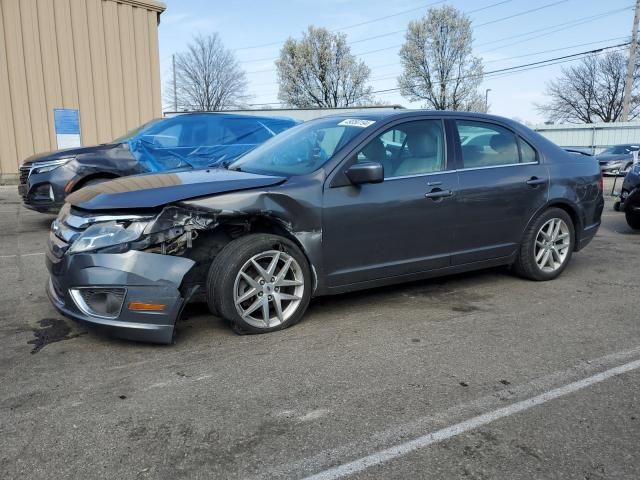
(626, 210, 640, 230)
(206, 234, 312, 334)
(513, 208, 575, 281)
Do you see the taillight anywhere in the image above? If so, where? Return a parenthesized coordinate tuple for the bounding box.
(598, 173, 603, 192)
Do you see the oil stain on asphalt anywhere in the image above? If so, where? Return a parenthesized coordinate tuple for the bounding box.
(28, 318, 85, 354)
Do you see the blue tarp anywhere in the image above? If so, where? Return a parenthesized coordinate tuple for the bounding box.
(128, 141, 258, 172)
(124, 114, 298, 173)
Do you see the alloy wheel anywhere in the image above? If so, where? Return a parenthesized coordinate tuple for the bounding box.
(534, 218, 571, 273)
(233, 250, 305, 329)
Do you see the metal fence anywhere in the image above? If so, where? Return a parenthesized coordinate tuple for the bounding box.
(534, 122, 640, 153)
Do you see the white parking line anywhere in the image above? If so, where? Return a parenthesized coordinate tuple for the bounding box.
(0, 252, 44, 259)
(303, 357, 640, 480)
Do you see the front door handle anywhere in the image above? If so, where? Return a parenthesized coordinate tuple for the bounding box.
(425, 188, 454, 200)
(526, 177, 546, 186)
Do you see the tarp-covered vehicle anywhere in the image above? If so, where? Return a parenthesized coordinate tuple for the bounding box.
(19, 113, 299, 212)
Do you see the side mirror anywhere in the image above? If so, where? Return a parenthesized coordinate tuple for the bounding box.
(345, 161, 384, 185)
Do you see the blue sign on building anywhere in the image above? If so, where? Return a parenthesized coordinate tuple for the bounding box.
(53, 108, 81, 149)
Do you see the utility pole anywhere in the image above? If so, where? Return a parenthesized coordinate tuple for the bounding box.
(621, 0, 640, 121)
(485, 88, 492, 113)
(172, 54, 178, 112)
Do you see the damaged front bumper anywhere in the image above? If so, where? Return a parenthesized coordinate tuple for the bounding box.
(46, 248, 195, 344)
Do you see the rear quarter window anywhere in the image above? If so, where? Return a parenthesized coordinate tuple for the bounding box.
(519, 138, 538, 163)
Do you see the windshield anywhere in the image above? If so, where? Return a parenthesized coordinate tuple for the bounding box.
(229, 117, 375, 176)
(112, 118, 164, 143)
(602, 145, 639, 155)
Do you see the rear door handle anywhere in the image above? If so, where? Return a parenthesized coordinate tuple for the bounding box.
(526, 177, 546, 186)
(425, 188, 454, 199)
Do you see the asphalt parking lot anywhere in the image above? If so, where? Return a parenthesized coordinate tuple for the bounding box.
(1, 179, 639, 480)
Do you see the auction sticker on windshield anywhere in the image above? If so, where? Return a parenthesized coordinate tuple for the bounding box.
(337, 119, 376, 128)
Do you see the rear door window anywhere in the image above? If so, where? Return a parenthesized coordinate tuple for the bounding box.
(456, 121, 520, 168)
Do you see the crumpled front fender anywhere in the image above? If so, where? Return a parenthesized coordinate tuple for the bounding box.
(46, 251, 196, 344)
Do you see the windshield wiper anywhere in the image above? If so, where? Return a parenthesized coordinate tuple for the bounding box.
(219, 159, 241, 171)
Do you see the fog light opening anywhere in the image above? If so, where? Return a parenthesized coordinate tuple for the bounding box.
(70, 287, 126, 319)
(128, 302, 167, 312)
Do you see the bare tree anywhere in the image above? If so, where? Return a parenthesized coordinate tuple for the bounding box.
(398, 5, 485, 111)
(537, 51, 640, 123)
(276, 26, 373, 108)
(170, 34, 248, 111)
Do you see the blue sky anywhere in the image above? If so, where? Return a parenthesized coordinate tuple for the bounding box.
(157, 0, 635, 123)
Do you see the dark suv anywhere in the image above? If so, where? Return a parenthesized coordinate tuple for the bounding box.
(19, 113, 298, 212)
(619, 162, 640, 229)
(46, 111, 604, 344)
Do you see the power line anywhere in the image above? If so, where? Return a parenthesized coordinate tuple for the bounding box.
(232, 1, 446, 52)
(365, 35, 632, 82)
(475, 5, 632, 48)
(474, 0, 568, 27)
(369, 42, 629, 96)
(249, 36, 630, 96)
(337, 0, 516, 47)
(236, 0, 564, 65)
(480, 6, 634, 53)
(243, 4, 631, 79)
(247, 44, 630, 105)
(249, 32, 631, 94)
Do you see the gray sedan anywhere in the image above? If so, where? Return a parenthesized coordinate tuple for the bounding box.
(596, 144, 639, 176)
(46, 111, 604, 343)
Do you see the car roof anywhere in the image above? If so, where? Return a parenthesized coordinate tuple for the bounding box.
(321, 109, 525, 126)
(168, 112, 299, 123)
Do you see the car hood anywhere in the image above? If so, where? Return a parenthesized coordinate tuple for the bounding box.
(66, 168, 287, 211)
(21, 143, 124, 165)
(595, 153, 630, 163)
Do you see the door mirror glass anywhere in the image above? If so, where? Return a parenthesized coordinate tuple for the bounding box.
(345, 161, 384, 185)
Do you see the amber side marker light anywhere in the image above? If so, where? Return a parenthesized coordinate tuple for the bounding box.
(128, 302, 166, 312)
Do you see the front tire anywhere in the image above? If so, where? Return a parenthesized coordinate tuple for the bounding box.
(513, 208, 575, 281)
(207, 234, 312, 334)
(626, 210, 640, 230)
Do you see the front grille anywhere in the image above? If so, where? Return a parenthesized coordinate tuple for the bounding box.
(19, 165, 31, 200)
(19, 165, 30, 185)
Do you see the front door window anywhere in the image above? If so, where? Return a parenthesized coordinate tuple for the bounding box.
(355, 120, 446, 178)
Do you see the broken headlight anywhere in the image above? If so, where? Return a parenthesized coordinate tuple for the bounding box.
(68, 221, 149, 254)
(66, 206, 216, 255)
